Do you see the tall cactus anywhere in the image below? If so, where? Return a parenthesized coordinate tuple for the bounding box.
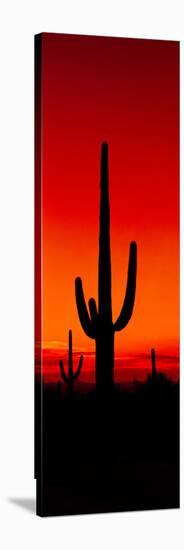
(59, 330, 83, 391)
(151, 348, 157, 382)
(75, 142, 137, 391)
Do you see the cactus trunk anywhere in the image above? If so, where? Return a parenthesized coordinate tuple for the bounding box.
(97, 143, 113, 388)
(98, 143, 112, 320)
(96, 328, 114, 389)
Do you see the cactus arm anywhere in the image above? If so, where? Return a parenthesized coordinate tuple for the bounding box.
(114, 241, 137, 332)
(59, 360, 69, 384)
(73, 354, 83, 380)
(75, 277, 95, 338)
(88, 298, 98, 322)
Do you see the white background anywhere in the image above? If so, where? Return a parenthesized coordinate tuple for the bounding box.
(0, 1, 183, 548)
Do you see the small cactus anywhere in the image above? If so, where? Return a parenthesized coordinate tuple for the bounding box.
(59, 330, 83, 392)
(151, 348, 157, 382)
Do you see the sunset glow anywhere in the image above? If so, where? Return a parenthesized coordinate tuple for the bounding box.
(38, 34, 179, 383)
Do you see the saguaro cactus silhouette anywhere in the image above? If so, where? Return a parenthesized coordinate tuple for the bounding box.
(75, 142, 137, 391)
(151, 348, 157, 382)
(59, 330, 83, 391)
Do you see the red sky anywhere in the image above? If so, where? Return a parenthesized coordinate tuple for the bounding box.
(38, 33, 179, 382)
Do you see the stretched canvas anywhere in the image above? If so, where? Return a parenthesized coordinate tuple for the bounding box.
(35, 33, 180, 516)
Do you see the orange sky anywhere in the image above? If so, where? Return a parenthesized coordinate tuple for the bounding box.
(38, 34, 179, 380)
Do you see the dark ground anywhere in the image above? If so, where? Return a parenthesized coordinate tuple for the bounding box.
(35, 376, 179, 516)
